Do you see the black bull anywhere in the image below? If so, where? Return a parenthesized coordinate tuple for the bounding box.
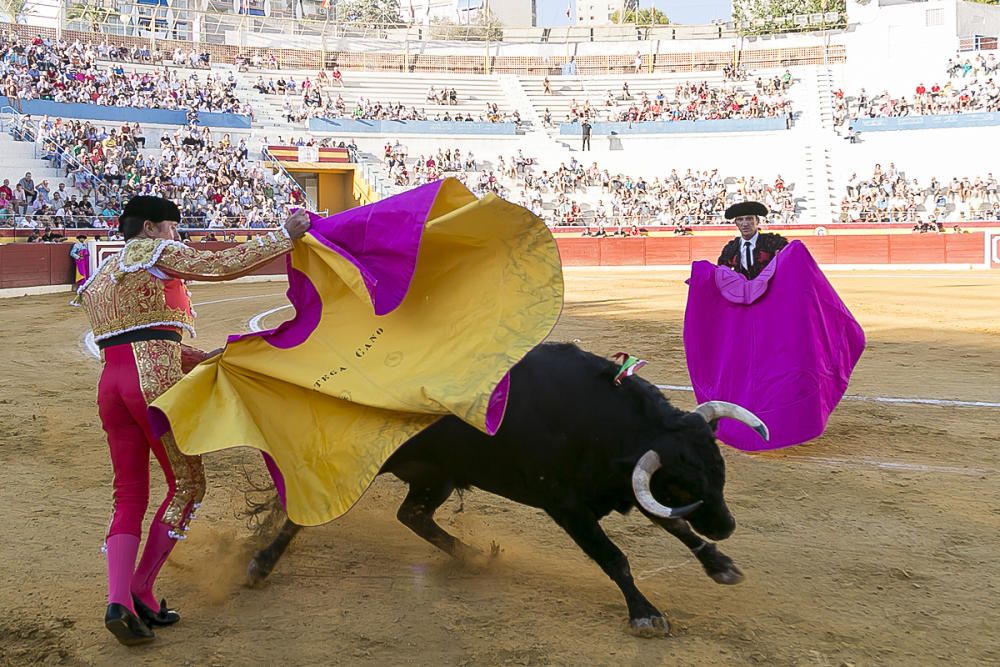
(248, 343, 768, 637)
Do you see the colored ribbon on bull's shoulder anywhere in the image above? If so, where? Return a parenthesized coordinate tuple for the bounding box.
(149, 178, 565, 526)
(612, 352, 648, 386)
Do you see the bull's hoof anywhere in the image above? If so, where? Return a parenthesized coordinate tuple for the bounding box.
(709, 564, 745, 585)
(628, 615, 670, 638)
(246, 557, 272, 589)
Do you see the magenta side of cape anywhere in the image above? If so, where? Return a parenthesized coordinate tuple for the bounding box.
(683, 241, 866, 451)
(226, 179, 444, 350)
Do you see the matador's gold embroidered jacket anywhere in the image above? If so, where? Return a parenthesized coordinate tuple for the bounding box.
(78, 231, 293, 343)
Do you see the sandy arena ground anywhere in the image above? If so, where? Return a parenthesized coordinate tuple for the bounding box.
(1, 269, 998, 666)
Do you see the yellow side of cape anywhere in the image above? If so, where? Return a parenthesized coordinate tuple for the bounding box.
(152, 180, 564, 525)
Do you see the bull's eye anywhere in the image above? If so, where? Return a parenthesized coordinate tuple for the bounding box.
(664, 483, 696, 505)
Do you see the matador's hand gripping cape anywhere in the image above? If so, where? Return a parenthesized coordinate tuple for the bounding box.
(683, 240, 865, 452)
(150, 179, 564, 525)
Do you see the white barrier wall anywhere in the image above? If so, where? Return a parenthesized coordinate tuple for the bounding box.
(843, 0, 964, 95)
(830, 124, 1000, 183)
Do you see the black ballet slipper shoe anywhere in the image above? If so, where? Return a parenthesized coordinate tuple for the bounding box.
(104, 603, 155, 646)
(132, 595, 181, 627)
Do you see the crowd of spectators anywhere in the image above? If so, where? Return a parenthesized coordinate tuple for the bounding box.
(838, 163, 1000, 223)
(343, 98, 520, 124)
(380, 140, 797, 228)
(2, 34, 162, 70)
(548, 71, 794, 126)
(722, 63, 749, 81)
(1, 34, 249, 114)
(834, 53, 1000, 127)
(253, 69, 519, 125)
(1, 117, 300, 229)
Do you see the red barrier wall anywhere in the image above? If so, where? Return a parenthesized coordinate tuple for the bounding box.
(0, 233, 991, 290)
(0, 241, 285, 289)
(555, 233, 987, 268)
(0, 243, 73, 288)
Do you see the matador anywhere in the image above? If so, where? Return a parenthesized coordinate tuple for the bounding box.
(76, 195, 309, 645)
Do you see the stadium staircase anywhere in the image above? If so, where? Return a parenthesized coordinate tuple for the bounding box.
(0, 131, 79, 199)
(792, 66, 838, 226)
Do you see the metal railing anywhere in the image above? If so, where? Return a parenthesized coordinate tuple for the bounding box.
(0, 17, 847, 75)
(0, 105, 107, 195)
(0, 107, 310, 228)
(260, 145, 315, 210)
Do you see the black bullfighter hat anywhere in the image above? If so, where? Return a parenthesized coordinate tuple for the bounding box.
(724, 201, 769, 220)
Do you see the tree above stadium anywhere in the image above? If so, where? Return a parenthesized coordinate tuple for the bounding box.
(610, 7, 669, 25)
(340, 0, 402, 25)
(733, 0, 847, 35)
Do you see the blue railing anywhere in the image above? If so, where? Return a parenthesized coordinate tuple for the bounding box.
(308, 118, 518, 135)
(850, 112, 1000, 132)
(559, 117, 789, 135)
(0, 97, 252, 128)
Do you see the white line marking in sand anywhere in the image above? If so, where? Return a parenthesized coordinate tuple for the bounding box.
(777, 456, 997, 476)
(247, 304, 293, 333)
(655, 384, 1000, 409)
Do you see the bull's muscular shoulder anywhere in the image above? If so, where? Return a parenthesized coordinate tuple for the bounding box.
(758, 232, 789, 252)
(523, 342, 689, 422)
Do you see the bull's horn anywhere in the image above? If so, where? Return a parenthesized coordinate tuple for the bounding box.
(693, 401, 770, 441)
(631, 451, 704, 519)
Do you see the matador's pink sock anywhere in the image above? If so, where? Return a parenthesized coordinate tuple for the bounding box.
(131, 521, 178, 610)
(106, 533, 140, 613)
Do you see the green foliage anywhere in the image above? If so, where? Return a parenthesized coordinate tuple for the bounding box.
(428, 11, 503, 42)
(610, 7, 669, 25)
(733, 0, 847, 35)
(64, 3, 120, 31)
(0, 0, 26, 22)
(339, 0, 402, 25)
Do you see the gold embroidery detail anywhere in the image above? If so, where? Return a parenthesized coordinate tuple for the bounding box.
(79, 261, 195, 341)
(117, 238, 175, 276)
(160, 431, 206, 529)
(132, 340, 205, 530)
(133, 339, 182, 403)
(157, 233, 292, 280)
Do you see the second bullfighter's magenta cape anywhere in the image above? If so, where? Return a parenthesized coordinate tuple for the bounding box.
(683, 241, 865, 451)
